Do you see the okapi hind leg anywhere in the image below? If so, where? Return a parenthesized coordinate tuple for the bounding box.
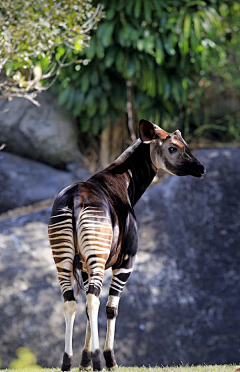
(48, 207, 76, 371)
(62, 290, 76, 371)
(85, 273, 106, 372)
(79, 272, 92, 371)
(104, 267, 133, 370)
(86, 293, 103, 371)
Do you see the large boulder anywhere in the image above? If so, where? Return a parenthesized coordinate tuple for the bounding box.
(0, 152, 90, 213)
(0, 147, 239, 368)
(0, 93, 80, 168)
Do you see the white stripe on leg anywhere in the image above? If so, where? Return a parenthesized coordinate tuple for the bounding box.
(63, 301, 76, 356)
(86, 293, 100, 352)
(83, 319, 91, 352)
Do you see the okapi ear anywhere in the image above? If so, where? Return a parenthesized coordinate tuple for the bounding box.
(139, 119, 169, 142)
(139, 119, 156, 143)
(174, 129, 182, 137)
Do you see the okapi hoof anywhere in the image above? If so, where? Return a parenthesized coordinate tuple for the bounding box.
(79, 350, 92, 371)
(61, 352, 73, 371)
(103, 350, 118, 370)
(91, 349, 103, 371)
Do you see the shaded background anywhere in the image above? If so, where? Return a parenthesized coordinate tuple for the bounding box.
(0, 0, 240, 369)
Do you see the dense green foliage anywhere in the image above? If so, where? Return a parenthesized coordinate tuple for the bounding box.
(54, 0, 240, 141)
(197, 2, 240, 140)
(0, 0, 102, 102)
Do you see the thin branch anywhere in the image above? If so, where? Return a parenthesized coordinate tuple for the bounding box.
(126, 78, 136, 141)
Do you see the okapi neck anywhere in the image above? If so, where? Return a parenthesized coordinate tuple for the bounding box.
(108, 140, 157, 206)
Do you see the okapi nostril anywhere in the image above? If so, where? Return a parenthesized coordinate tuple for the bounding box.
(201, 166, 206, 174)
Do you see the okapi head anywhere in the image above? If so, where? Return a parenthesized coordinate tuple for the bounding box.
(139, 119, 205, 178)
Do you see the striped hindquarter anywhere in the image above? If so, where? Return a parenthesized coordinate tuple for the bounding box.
(77, 206, 113, 295)
(48, 207, 75, 295)
(49, 204, 135, 371)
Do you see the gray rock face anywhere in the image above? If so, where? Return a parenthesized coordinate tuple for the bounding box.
(0, 148, 239, 368)
(0, 152, 90, 213)
(0, 93, 80, 168)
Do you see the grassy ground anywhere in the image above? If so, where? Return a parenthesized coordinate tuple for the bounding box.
(2, 366, 239, 372)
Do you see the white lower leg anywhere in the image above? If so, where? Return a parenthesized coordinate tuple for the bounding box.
(63, 300, 76, 356)
(86, 293, 100, 352)
(83, 319, 91, 352)
(104, 296, 120, 351)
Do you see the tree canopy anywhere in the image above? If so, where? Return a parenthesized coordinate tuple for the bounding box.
(0, 0, 103, 105)
(1, 0, 239, 162)
(54, 0, 240, 142)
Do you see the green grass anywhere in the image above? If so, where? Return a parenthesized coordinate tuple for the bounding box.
(2, 366, 239, 372)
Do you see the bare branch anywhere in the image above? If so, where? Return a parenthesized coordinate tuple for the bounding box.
(126, 78, 136, 141)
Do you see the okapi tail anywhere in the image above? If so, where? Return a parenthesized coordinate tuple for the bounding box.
(73, 254, 84, 295)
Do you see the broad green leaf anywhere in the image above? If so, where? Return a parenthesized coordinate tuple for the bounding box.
(155, 39, 164, 65)
(172, 80, 181, 103)
(190, 29, 199, 52)
(87, 100, 97, 117)
(184, 14, 191, 40)
(165, 100, 174, 114)
(39, 56, 50, 71)
(81, 73, 90, 93)
(81, 119, 90, 132)
(73, 100, 83, 117)
(56, 46, 65, 60)
(152, 0, 162, 16)
(193, 14, 201, 40)
(96, 38, 105, 59)
(105, 4, 115, 20)
(163, 82, 170, 100)
(126, 0, 134, 16)
(101, 22, 115, 48)
(137, 39, 144, 51)
(58, 86, 70, 106)
(90, 70, 99, 87)
(100, 95, 108, 115)
(144, 0, 152, 21)
(182, 78, 188, 91)
(116, 50, 125, 72)
(86, 36, 96, 60)
(134, 0, 141, 19)
(66, 86, 75, 110)
(184, 1, 206, 8)
(104, 49, 116, 68)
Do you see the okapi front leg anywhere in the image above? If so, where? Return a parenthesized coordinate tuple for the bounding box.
(103, 296, 119, 370)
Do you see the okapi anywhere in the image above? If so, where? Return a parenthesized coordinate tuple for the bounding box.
(48, 119, 205, 371)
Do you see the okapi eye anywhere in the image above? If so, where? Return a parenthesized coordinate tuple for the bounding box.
(168, 147, 177, 154)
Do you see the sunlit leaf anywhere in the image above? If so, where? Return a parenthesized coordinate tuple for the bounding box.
(184, 14, 192, 40)
(155, 39, 164, 65)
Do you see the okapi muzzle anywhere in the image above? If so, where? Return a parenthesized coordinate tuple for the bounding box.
(139, 119, 205, 178)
